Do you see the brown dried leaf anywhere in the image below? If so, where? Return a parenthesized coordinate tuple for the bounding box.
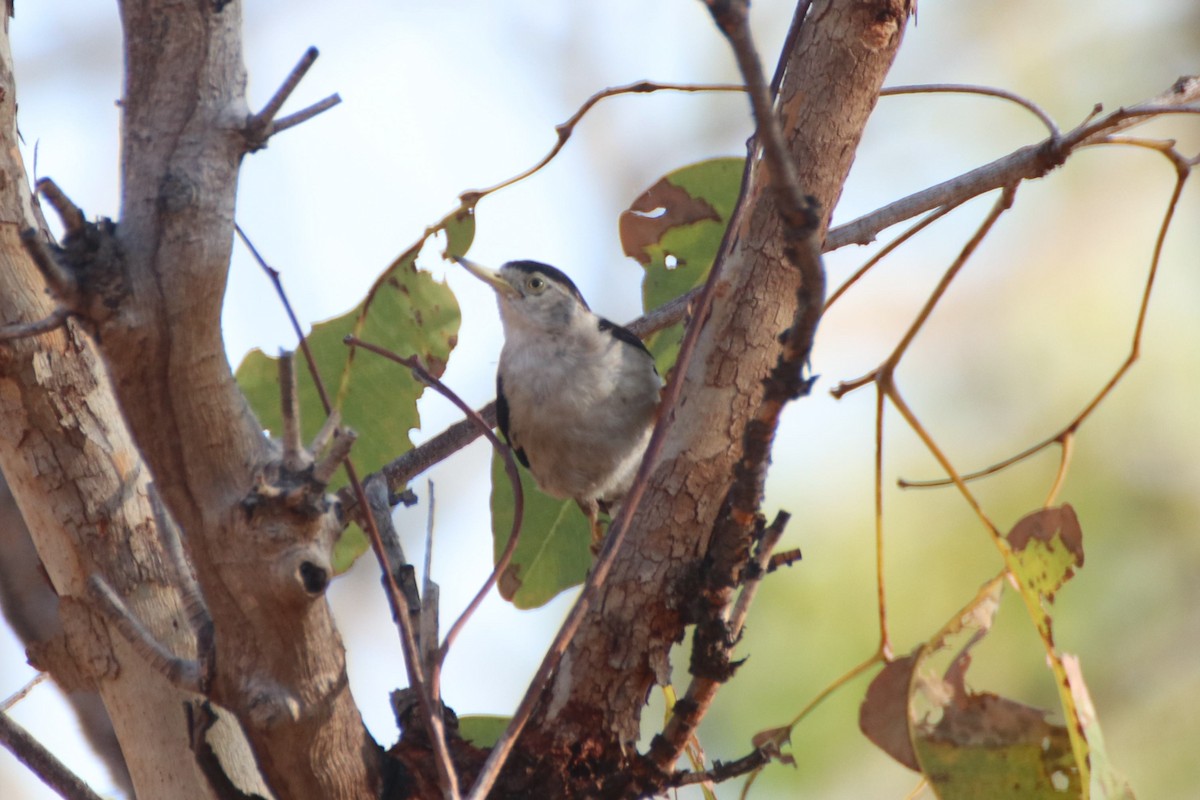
(750, 725, 795, 766)
(618, 178, 721, 265)
(859, 656, 921, 771)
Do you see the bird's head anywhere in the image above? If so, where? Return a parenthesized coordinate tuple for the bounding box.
(455, 257, 591, 334)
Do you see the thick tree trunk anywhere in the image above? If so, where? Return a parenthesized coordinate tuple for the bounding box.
(515, 0, 914, 792)
(2, 3, 378, 798)
(0, 15, 213, 799)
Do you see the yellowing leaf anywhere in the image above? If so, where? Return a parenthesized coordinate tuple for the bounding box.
(1006, 505, 1085, 606)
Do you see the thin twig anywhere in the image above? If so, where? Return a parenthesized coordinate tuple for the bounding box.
(825, 202, 962, 310)
(765, 549, 802, 573)
(460, 81, 745, 204)
(19, 226, 77, 306)
(279, 351, 306, 472)
(34, 178, 86, 239)
(738, 651, 885, 793)
(147, 483, 214, 688)
(235, 223, 335, 413)
(827, 142, 1054, 249)
(270, 95, 342, 137)
(420, 479, 440, 683)
(341, 336, 524, 701)
(244, 47, 341, 149)
(365, 475, 425, 671)
(768, 0, 814, 97)
(311, 428, 355, 485)
(0, 307, 71, 341)
(872, 385, 891, 658)
(1, 673, 47, 712)
(88, 575, 205, 692)
(880, 83, 1059, 137)
(253, 47, 320, 131)
(0, 709, 105, 800)
(309, 407, 342, 458)
(727, 512, 790, 639)
(669, 747, 772, 789)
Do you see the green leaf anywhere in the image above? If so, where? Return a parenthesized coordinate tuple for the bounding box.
(618, 157, 744, 373)
(438, 202, 476, 261)
(457, 715, 511, 748)
(236, 250, 460, 572)
(489, 449, 592, 609)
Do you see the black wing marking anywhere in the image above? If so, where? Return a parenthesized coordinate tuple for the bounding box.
(598, 318, 655, 366)
(495, 374, 529, 468)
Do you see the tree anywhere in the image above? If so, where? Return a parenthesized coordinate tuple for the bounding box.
(2, 1, 1197, 798)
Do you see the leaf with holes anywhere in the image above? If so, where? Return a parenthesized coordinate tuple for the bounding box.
(619, 157, 744, 373)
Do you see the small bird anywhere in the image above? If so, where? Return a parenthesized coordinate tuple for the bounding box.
(454, 257, 661, 545)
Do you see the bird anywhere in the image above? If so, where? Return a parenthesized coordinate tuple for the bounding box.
(454, 257, 662, 546)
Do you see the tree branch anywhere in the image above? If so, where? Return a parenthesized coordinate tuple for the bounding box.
(493, 1, 914, 796)
(340, 77, 1200, 519)
(244, 47, 341, 151)
(96, 2, 381, 796)
(0, 710, 105, 800)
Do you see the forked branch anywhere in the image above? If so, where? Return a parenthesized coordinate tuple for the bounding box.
(244, 47, 342, 151)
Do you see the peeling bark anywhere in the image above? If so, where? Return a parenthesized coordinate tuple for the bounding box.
(1, 2, 377, 797)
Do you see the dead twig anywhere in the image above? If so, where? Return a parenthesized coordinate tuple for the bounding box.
(459, 81, 745, 205)
(244, 47, 341, 151)
(340, 335, 524, 706)
(0, 307, 71, 341)
(898, 139, 1192, 490)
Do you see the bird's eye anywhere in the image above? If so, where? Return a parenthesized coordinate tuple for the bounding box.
(527, 276, 546, 293)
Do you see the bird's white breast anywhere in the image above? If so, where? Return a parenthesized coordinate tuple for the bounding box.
(498, 309, 659, 504)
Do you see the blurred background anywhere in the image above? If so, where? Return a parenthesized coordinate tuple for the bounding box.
(2, 0, 1197, 797)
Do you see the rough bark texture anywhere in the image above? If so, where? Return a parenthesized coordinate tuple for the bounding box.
(513, 0, 914, 793)
(0, 11, 217, 799)
(1, 2, 378, 798)
(94, 1, 379, 797)
(0, 477, 134, 795)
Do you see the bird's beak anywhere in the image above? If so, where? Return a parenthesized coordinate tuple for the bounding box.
(452, 256, 519, 298)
